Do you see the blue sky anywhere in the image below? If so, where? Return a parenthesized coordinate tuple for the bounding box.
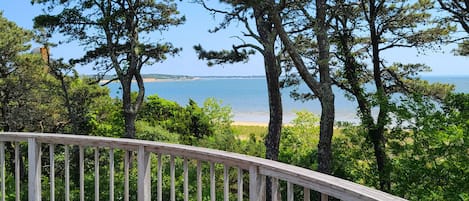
(1, 1, 468, 76)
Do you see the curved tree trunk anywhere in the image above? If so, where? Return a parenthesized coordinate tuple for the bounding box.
(369, 0, 391, 191)
(334, 1, 391, 191)
(254, 7, 282, 201)
(253, 8, 282, 163)
(270, 1, 335, 175)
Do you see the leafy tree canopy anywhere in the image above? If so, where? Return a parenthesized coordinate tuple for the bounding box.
(32, 0, 185, 138)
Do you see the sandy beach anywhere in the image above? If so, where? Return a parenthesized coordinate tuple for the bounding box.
(231, 121, 294, 127)
(231, 121, 268, 126)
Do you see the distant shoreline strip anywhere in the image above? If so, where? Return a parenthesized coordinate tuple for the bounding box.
(100, 77, 199, 83)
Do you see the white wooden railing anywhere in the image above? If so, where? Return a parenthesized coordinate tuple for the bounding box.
(0, 132, 406, 201)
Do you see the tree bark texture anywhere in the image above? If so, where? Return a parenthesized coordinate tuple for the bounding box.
(271, 0, 335, 174)
(368, 0, 391, 191)
(121, 74, 145, 139)
(254, 6, 282, 201)
(253, 6, 283, 163)
(315, 0, 335, 174)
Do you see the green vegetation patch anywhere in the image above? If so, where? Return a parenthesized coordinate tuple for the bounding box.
(232, 125, 267, 141)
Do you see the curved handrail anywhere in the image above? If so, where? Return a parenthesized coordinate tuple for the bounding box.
(0, 132, 406, 201)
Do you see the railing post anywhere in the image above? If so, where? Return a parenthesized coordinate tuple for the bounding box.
(197, 160, 202, 201)
(15, 142, 20, 201)
(49, 144, 55, 201)
(95, 147, 100, 201)
(224, 165, 230, 201)
(237, 168, 243, 201)
(321, 194, 329, 201)
(124, 151, 130, 201)
(64, 145, 70, 201)
(303, 188, 310, 201)
(210, 162, 215, 201)
(79, 146, 84, 201)
(272, 178, 279, 201)
(287, 182, 293, 201)
(183, 158, 189, 201)
(138, 145, 151, 201)
(249, 166, 259, 201)
(157, 154, 162, 201)
(0, 142, 5, 201)
(109, 149, 114, 201)
(170, 156, 176, 201)
(28, 138, 41, 201)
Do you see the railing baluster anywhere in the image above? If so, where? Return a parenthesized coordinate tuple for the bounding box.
(65, 145, 70, 201)
(197, 160, 202, 201)
(237, 167, 243, 201)
(0, 142, 4, 201)
(260, 175, 266, 201)
(321, 194, 328, 201)
(157, 154, 162, 201)
(138, 146, 151, 201)
(287, 182, 294, 201)
(95, 147, 100, 201)
(224, 165, 229, 201)
(28, 138, 41, 201)
(303, 188, 310, 201)
(249, 166, 259, 201)
(170, 155, 175, 201)
(109, 149, 114, 201)
(79, 146, 84, 201)
(124, 151, 130, 201)
(210, 162, 215, 201)
(50, 144, 55, 201)
(15, 142, 20, 201)
(184, 158, 189, 201)
(272, 178, 278, 201)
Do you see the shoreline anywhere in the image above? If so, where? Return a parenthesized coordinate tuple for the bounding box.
(231, 121, 268, 127)
(100, 77, 199, 83)
(231, 121, 296, 127)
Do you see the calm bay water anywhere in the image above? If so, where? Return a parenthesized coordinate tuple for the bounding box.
(107, 76, 469, 123)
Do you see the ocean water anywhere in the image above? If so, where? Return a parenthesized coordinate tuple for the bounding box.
(106, 76, 469, 123)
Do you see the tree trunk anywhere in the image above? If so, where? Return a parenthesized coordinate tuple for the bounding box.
(316, 0, 334, 174)
(271, 2, 335, 174)
(264, 76, 282, 159)
(369, 0, 391, 191)
(57, 74, 80, 134)
(317, 92, 334, 174)
(370, 124, 390, 191)
(122, 77, 137, 139)
(1, 98, 9, 132)
(253, 8, 282, 163)
(264, 55, 282, 161)
(254, 7, 282, 201)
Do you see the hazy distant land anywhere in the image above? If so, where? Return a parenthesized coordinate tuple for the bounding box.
(91, 73, 198, 83)
(89, 73, 269, 82)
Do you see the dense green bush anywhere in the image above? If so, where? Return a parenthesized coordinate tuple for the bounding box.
(389, 93, 469, 200)
(138, 95, 213, 144)
(331, 93, 469, 200)
(279, 111, 320, 169)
